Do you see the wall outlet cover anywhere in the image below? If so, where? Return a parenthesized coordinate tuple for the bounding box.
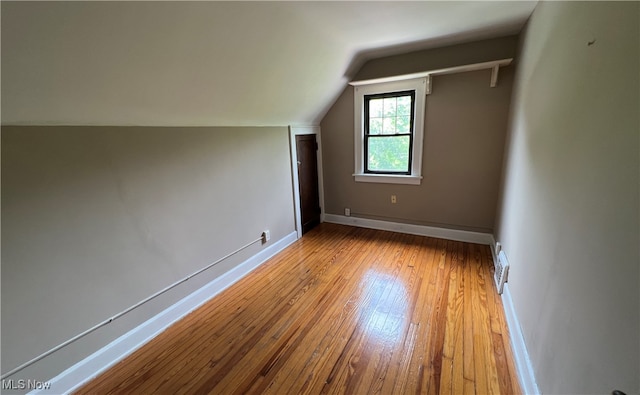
(261, 230, 270, 243)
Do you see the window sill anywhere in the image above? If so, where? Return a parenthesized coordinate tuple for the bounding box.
(353, 174, 422, 185)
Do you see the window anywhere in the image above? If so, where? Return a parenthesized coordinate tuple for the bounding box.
(352, 77, 426, 185)
(364, 90, 415, 174)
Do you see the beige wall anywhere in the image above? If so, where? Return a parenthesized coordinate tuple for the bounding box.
(495, 2, 639, 393)
(321, 37, 516, 233)
(1, 126, 295, 382)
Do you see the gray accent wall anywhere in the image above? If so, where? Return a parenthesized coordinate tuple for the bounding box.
(495, 2, 639, 394)
(1, 126, 295, 382)
(321, 37, 517, 233)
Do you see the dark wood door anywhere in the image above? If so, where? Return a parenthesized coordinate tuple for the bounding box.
(296, 134, 321, 235)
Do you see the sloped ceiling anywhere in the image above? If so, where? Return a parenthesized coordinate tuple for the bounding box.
(1, 1, 537, 126)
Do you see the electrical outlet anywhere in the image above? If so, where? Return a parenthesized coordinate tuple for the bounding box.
(391, 195, 397, 204)
(261, 230, 270, 243)
(345, 208, 351, 216)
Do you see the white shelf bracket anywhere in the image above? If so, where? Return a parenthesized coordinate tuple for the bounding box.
(425, 74, 432, 95)
(490, 65, 500, 88)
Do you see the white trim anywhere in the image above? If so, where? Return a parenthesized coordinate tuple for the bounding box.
(288, 126, 302, 239)
(488, 233, 498, 261)
(349, 58, 513, 88)
(289, 125, 324, 239)
(323, 214, 493, 245)
(353, 78, 426, 185)
(32, 231, 298, 395)
(501, 283, 541, 395)
(353, 174, 422, 185)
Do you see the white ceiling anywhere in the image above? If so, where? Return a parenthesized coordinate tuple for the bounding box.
(1, 1, 537, 127)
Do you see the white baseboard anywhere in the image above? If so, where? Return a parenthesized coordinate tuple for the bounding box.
(323, 213, 494, 245)
(33, 231, 298, 395)
(501, 283, 541, 395)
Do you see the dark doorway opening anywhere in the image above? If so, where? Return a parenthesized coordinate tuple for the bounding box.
(296, 134, 321, 235)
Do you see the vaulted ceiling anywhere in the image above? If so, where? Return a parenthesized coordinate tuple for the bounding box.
(1, 1, 537, 126)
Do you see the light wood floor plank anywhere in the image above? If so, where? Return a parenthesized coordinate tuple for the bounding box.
(77, 223, 521, 394)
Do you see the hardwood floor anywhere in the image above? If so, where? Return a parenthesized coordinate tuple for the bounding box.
(78, 223, 520, 394)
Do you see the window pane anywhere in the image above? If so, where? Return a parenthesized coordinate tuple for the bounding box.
(369, 98, 383, 118)
(396, 96, 411, 116)
(367, 135, 410, 172)
(383, 97, 397, 117)
(369, 118, 383, 134)
(382, 117, 395, 134)
(396, 115, 411, 133)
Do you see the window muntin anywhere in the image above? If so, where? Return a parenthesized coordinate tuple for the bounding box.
(364, 90, 415, 174)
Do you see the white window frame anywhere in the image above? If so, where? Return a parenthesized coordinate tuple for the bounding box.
(352, 77, 427, 185)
